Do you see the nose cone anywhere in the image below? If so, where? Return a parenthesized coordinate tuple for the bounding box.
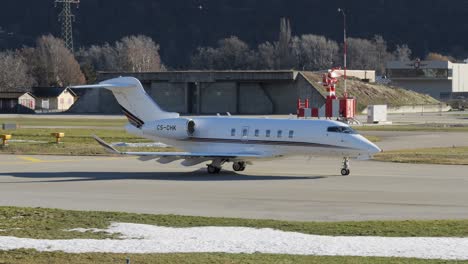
(355, 135, 382, 155)
(367, 141, 382, 154)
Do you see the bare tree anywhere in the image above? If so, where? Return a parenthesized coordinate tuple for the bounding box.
(191, 47, 218, 69)
(257, 41, 277, 69)
(0, 50, 34, 92)
(346, 37, 377, 70)
(394, 44, 412, 61)
(23, 35, 85, 87)
(76, 43, 121, 72)
(116, 35, 163, 72)
(373, 35, 394, 74)
(191, 36, 256, 70)
(291, 34, 339, 71)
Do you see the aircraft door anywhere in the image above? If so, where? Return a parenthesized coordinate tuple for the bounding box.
(241, 126, 249, 141)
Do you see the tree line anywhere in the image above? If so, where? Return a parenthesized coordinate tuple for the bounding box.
(0, 35, 163, 92)
(0, 18, 455, 93)
(191, 18, 413, 74)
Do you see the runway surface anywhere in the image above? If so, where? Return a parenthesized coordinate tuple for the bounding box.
(0, 153, 467, 221)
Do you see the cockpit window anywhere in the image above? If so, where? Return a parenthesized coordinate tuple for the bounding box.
(327, 126, 357, 134)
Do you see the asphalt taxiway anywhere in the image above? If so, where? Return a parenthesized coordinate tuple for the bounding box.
(0, 152, 466, 221)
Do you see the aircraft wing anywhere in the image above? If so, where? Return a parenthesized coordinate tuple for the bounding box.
(93, 135, 265, 159)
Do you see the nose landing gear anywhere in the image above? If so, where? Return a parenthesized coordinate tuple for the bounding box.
(341, 157, 350, 176)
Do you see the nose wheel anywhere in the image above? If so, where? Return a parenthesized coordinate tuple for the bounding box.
(341, 157, 350, 176)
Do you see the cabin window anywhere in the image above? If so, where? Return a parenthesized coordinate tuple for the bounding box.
(277, 130, 282, 138)
(231, 128, 236, 136)
(327, 126, 357, 134)
(289, 130, 294, 138)
(242, 128, 248, 137)
(254, 129, 259, 137)
(266, 130, 271, 137)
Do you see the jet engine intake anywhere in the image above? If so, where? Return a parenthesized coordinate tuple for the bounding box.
(144, 118, 196, 139)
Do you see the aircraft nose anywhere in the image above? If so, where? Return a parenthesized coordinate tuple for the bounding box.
(367, 142, 382, 154)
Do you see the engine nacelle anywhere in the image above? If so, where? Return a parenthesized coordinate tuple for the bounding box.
(143, 118, 195, 139)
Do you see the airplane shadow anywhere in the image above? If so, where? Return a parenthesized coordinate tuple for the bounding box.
(0, 169, 327, 183)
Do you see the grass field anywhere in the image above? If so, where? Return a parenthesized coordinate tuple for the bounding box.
(374, 146, 468, 165)
(0, 117, 126, 128)
(0, 207, 467, 263)
(1, 250, 465, 264)
(1, 207, 468, 240)
(0, 128, 173, 155)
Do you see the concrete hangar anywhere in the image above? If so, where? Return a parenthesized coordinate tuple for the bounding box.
(386, 60, 468, 100)
(71, 71, 329, 115)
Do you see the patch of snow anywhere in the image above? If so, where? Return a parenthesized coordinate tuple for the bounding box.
(67, 228, 106, 233)
(0, 223, 466, 260)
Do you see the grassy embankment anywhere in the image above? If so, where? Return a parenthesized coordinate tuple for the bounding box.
(0, 207, 467, 263)
(301, 72, 440, 111)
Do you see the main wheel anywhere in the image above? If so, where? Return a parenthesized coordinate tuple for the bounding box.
(207, 165, 220, 174)
(233, 162, 245, 171)
(341, 168, 350, 176)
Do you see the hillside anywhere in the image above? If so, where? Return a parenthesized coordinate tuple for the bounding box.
(301, 72, 440, 111)
(0, 0, 467, 67)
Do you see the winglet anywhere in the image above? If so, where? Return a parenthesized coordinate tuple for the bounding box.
(92, 135, 121, 155)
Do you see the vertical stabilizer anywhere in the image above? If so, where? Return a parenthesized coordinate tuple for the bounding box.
(71, 77, 179, 126)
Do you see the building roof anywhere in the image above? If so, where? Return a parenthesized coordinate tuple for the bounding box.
(98, 70, 299, 83)
(32, 87, 76, 98)
(0, 92, 35, 99)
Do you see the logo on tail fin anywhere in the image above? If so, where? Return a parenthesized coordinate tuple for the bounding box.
(121, 106, 145, 128)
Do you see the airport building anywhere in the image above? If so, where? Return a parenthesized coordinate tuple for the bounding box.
(386, 60, 468, 100)
(70, 71, 323, 115)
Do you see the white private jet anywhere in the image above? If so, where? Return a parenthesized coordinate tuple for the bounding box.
(71, 77, 381, 176)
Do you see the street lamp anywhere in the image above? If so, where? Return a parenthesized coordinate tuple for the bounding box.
(338, 8, 347, 97)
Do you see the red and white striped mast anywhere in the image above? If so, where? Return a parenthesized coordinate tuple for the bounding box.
(338, 8, 347, 98)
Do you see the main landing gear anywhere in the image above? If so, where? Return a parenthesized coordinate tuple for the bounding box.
(341, 157, 350, 176)
(232, 161, 246, 172)
(206, 160, 247, 174)
(207, 165, 221, 174)
(207, 159, 225, 174)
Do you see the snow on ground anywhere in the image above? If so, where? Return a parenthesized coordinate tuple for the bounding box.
(0, 223, 467, 260)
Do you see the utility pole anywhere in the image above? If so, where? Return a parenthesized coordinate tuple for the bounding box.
(55, 0, 80, 52)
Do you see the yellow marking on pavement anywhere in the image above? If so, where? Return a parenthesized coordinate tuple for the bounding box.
(18, 156, 43, 163)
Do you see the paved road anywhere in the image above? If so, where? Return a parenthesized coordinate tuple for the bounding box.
(0, 154, 466, 221)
